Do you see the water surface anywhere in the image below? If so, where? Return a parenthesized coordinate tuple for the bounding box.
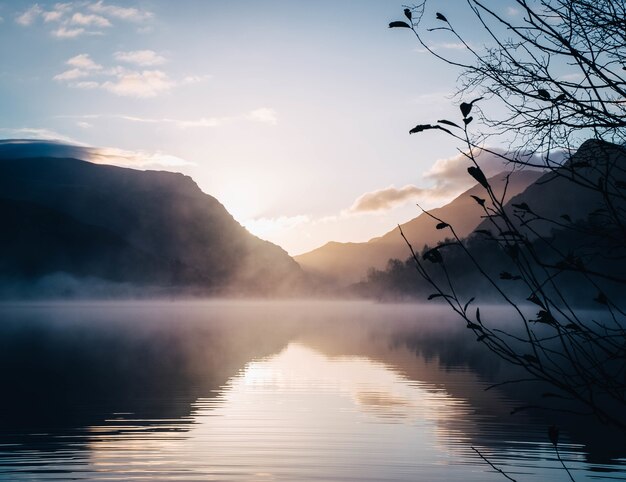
(0, 301, 624, 481)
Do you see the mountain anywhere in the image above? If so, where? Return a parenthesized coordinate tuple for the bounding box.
(0, 146, 305, 297)
(295, 170, 542, 285)
(355, 139, 626, 302)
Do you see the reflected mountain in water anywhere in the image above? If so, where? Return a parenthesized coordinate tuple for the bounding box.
(0, 301, 624, 481)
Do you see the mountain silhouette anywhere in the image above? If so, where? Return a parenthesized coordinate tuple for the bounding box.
(295, 170, 542, 285)
(0, 143, 305, 297)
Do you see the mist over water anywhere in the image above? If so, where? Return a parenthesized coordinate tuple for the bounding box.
(0, 300, 624, 481)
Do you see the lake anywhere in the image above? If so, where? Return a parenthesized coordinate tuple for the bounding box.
(0, 300, 624, 481)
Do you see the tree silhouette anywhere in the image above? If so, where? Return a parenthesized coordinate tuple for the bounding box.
(389, 0, 626, 433)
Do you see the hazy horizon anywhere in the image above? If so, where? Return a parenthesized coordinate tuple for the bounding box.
(0, 0, 524, 255)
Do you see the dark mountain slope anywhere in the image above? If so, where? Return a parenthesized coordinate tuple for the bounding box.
(0, 155, 304, 296)
(295, 170, 542, 285)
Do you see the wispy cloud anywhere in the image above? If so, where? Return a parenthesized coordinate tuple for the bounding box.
(88, 1, 153, 22)
(348, 185, 429, 213)
(347, 148, 546, 214)
(58, 108, 277, 128)
(16, 4, 42, 26)
(114, 50, 167, 66)
(16, 1, 153, 37)
(0, 138, 193, 170)
(67, 53, 102, 70)
(53, 53, 102, 81)
(53, 53, 195, 98)
(70, 12, 111, 27)
(101, 69, 175, 97)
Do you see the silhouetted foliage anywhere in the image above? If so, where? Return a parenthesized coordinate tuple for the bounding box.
(388, 0, 626, 433)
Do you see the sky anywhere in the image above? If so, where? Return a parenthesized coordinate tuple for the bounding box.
(0, 0, 522, 255)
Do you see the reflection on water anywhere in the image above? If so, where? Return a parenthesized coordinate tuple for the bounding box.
(0, 301, 624, 481)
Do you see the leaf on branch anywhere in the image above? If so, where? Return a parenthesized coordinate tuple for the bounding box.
(476, 334, 487, 342)
(475, 307, 481, 323)
(504, 244, 520, 259)
(512, 202, 531, 212)
(548, 425, 559, 446)
(500, 271, 522, 280)
(466, 322, 482, 331)
(523, 354, 539, 364)
(527, 293, 545, 308)
(427, 293, 442, 300)
(467, 166, 489, 188)
(436, 222, 450, 229)
(565, 322, 581, 331)
(560, 214, 571, 222)
(532, 310, 557, 325)
(537, 89, 551, 100)
(389, 21, 412, 28)
(435, 12, 448, 21)
(594, 292, 608, 305)
(459, 97, 483, 118)
(409, 124, 436, 134)
(555, 93, 566, 101)
(404, 8, 412, 20)
(463, 116, 473, 125)
(437, 119, 461, 128)
(470, 195, 485, 206)
(463, 297, 475, 312)
(422, 247, 443, 263)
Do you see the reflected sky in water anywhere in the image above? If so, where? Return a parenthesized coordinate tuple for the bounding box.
(0, 301, 624, 481)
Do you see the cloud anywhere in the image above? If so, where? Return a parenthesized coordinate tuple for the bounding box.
(74, 81, 100, 89)
(113, 50, 166, 66)
(70, 12, 111, 27)
(16, 1, 153, 37)
(349, 185, 428, 213)
(247, 108, 278, 125)
(54, 54, 102, 81)
(0, 139, 193, 170)
(52, 26, 86, 38)
(101, 70, 175, 97)
(53, 68, 90, 81)
(16, 4, 42, 26)
(181, 74, 212, 85)
(88, 1, 153, 22)
(76, 121, 92, 129)
(348, 148, 548, 214)
(66, 53, 102, 70)
(0, 128, 82, 145)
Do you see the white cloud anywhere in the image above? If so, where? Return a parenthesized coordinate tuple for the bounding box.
(67, 53, 102, 70)
(0, 127, 82, 145)
(247, 107, 278, 125)
(43, 10, 64, 22)
(88, 1, 153, 22)
(53, 68, 90, 81)
(113, 50, 166, 66)
(101, 70, 175, 97)
(52, 26, 86, 38)
(348, 185, 428, 213)
(54, 54, 102, 81)
(76, 121, 92, 129)
(181, 74, 212, 85)
(16, 4, 42, 26)
(347, 148, 548, 214)
(70, 12, 111, 27)
(73, 81, 100, 89)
